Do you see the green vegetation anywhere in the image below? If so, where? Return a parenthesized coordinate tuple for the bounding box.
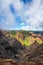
(10, 30, 29, 38)
(10, 30, 29, 35)
(20, 30, 29, 35)
(9, 30, 43, 46)
(23, 37, 31, 46)
(37, 39, 43, 44)
(10, 31, 16, 38)
(10, 31, 16, 35)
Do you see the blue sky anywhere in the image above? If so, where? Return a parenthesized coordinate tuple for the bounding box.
(0, 0, 43, 31)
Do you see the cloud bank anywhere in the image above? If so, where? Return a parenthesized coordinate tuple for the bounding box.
(0, 0, 43, 31)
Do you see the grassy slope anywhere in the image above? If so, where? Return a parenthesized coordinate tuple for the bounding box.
(10, 31, 43, 46)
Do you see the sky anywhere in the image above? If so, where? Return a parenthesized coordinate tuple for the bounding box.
(0, 0, 43, 31)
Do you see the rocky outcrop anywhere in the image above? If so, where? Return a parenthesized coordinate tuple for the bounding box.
(0, 30, 26, 62)
(15, 32, 25, 40)
(0, 30, 10, 38)
(27, 43, 43, 61)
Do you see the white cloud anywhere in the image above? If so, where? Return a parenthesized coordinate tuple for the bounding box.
(12, 0, 23, 11)
(21, 25, 43, 31)
(18, 0, 43, 31)
(0, 0, 43, 31)
(0, 0, 15, 30)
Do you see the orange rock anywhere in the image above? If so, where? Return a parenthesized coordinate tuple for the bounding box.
(15, 32, 25, 40)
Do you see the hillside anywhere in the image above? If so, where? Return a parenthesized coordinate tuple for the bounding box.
(0, 30, 43, 65)
(10, 30, 43, 46)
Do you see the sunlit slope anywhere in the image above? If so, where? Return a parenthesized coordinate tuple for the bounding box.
(10, 31, 43, 46)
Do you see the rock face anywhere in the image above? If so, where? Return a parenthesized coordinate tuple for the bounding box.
(0, 30, 26, 61)
(25, 43, 43, 61)
(15, 32, 25, 40)
(0, 30, 43, 63)
(0, 30, 10, 38)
